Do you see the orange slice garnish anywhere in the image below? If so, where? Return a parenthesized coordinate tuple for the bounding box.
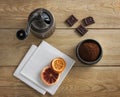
(51, 58, 66, 73)
(41, 66, 60, 86)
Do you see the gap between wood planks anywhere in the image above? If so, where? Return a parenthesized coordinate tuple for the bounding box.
(0, 65, 120, 67)
(0, 28, 120, 30)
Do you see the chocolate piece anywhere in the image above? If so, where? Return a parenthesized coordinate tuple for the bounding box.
(65, 15, 78, 27)
(76, 25, 88, 36)
(82, 16, 95, 26)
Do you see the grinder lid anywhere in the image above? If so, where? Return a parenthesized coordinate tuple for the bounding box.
(28, 8, 54, 32)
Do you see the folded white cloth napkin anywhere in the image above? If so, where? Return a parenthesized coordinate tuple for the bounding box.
(13, 45, 46, 95)
(14, 41, 75, 95)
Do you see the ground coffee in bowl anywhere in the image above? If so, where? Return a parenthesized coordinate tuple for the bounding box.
(76, 39, 103, 65)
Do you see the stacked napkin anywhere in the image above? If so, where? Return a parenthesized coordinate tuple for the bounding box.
(14, 41, 75, 95)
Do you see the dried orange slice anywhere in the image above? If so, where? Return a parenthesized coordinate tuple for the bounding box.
(41, 66, 60, 86)
(51, 58, 66, 73)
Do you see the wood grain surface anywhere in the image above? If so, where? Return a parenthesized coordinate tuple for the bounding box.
(0, 0, 120, 97)
(0, 67, 120, 97)
(0, 29, 119, 66)
(0, 0, 120, 28)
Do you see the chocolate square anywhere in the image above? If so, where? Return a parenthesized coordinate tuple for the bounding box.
(76, 25, 88, 36)
(82, 16, 95, 26)
(65, 15, 78, 27)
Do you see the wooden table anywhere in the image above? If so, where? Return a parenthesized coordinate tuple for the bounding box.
(0, 0, 120, 97)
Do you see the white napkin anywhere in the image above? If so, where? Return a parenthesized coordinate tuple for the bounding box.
(14, 41, 75, 95)
(13, 45, 46, 95)
(20, 41, 75, 95)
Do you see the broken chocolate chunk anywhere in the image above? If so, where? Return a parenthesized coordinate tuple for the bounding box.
(76, 25, 88, 36)
(65, 15, 78, 27)
(82, 16, 95, 26)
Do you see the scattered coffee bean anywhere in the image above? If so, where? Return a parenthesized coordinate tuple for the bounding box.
(82, 16, 95, 26)
(65, 15, 78, 27)
(76, 25, 88, 36)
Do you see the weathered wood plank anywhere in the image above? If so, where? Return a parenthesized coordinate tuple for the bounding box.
(0, 29, 119, 66)
(1, 86, 120, 97)
(0, 0, 120, 28)
(0, 67, 120, 97)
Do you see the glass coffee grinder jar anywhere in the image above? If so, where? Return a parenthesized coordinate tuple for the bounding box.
(16, 8, 55, 40)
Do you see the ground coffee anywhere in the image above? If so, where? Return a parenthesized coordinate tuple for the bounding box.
(79, 41, 100, 61)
